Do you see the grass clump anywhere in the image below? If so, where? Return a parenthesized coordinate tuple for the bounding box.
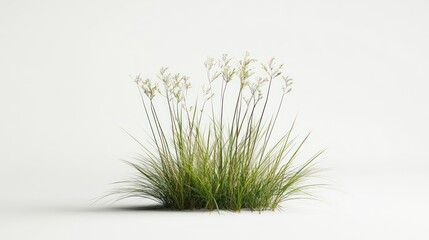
(114, 53, 323, 211)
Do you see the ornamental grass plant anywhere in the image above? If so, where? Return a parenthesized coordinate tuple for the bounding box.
(113, 53, 323, 211)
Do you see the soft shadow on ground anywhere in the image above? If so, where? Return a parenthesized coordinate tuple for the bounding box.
(89, 204, 175, 212)
(2, 204, 273, 214)
(62, 204, 222, 213)
(0, 204, 180, 214)
(68, 204, 182, 212)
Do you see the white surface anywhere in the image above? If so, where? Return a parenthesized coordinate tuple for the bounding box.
(1, 0, 429, 239)
(2, 174, 429, 239)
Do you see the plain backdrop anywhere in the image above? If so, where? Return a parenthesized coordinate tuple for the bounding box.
(1, 0, 428, 239)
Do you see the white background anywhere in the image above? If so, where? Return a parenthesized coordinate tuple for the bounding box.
(1, 0, 428, 239)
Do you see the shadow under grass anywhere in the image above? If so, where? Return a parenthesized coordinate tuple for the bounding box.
(1, 204, 281, 214)
(84, 204, 176, 212)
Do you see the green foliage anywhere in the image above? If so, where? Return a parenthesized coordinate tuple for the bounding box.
(115, 53, 323, 211)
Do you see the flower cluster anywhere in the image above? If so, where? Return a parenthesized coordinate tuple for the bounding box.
(135, 67, 190, 103)
(282, 76, 293, 94)
(158, 67, 190, 102)
(134, 75, 159, 100)
(136, 53, 293, 104)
